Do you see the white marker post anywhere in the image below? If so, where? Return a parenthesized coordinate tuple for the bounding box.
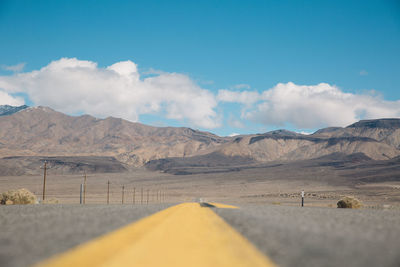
(301, 190, 305, 207)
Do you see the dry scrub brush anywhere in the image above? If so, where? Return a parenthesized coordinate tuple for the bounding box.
(337, 196, 362, 209)
(1, 188, 38, 205)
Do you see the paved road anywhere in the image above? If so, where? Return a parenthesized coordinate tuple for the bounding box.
(1, 203, 400, 267)
(0, 204, 171, 267)
(215, 204, 400, 267)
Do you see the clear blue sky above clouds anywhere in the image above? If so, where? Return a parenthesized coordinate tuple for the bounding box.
(0, 0, 399, 136)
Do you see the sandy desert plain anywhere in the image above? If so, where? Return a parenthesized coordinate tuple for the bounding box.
(1, 157, 399, 208)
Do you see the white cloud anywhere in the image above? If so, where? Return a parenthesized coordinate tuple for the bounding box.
(0, 90, 25, 106)
(360, 70, 368, 76)
(1, 63, 26, 72)
(221, 82, 400, 129)
(217, 89, 260, 105)
(0, 58, 219, 128)
(228, 117, 245, 128)
(228, 133, 240, 137)
(298, 131, 312, 135)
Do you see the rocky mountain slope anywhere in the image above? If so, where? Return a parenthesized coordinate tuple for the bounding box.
(213, 128, 400, 162)
(0, 106, 399, 170)
(0, 106, 228, 166)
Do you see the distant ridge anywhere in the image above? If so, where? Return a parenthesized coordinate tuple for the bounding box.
(0, 105, 29, 116)
(347, 118, 400, 129)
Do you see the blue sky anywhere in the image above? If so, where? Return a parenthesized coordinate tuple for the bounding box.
(0, 0, 399, 136)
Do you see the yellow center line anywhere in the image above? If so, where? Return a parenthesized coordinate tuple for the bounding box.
(208, 202, 239, 209)
(36, 203, 276, 267)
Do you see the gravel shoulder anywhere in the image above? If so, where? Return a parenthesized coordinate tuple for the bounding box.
(215, 204, 400, 267)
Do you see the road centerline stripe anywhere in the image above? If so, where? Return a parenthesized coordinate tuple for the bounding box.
(35, 203, 276, 267)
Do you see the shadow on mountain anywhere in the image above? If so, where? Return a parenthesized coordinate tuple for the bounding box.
(0, 156, 128, 176)
(145, 152, 257, 175)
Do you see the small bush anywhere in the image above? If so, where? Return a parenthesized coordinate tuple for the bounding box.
(337, 196, 362, 209)
(1, 188, 38, 205)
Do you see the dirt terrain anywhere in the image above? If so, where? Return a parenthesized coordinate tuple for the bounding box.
(1, 154, 399, 208)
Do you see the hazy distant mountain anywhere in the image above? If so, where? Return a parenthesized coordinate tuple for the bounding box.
(0, 105, 28, 116)
(0, 106, 399, 169)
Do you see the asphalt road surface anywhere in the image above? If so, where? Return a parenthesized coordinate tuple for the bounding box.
(215, 204, 400, 267)
(1, 203, 400, 267)
(0, 204, 172, 267)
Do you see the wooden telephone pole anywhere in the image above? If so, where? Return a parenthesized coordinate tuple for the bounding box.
(42, 161, 47, 201)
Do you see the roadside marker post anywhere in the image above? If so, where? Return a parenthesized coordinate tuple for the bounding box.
(301, 190, 305, 207)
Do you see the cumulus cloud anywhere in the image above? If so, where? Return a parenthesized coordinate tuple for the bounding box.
(227, 116, 245, 128)
(0, 90, 25, 106)
(1, 63, 26, 72)
(217, 89, 260, 105)
(0, 58, 219, 128)
(220, 82, 400, 129)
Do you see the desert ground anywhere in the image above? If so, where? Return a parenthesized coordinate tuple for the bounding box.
(1, 158, 399, 208)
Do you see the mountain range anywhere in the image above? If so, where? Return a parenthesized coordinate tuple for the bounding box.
(0, 105, 400, 173)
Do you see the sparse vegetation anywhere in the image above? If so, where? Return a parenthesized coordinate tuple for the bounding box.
(337, 196, 362, 209)
(1, 188, 37, 205)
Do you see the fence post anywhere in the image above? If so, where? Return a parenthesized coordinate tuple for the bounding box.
(83, 172, 87, 204)
(122, 185, 125, 204)
(80, 184, 84, 204)
(107, 181, 110, 204)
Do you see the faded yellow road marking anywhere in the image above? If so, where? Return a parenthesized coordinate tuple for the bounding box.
(208, 202, 239, 209)
(36, 203, 276, 267)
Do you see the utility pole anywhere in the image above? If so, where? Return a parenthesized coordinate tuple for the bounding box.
(42, 161, 47, 202)
(107, 181, 110, 204)
(122, 185, 125, 204)
(83, 171, 87, 204)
